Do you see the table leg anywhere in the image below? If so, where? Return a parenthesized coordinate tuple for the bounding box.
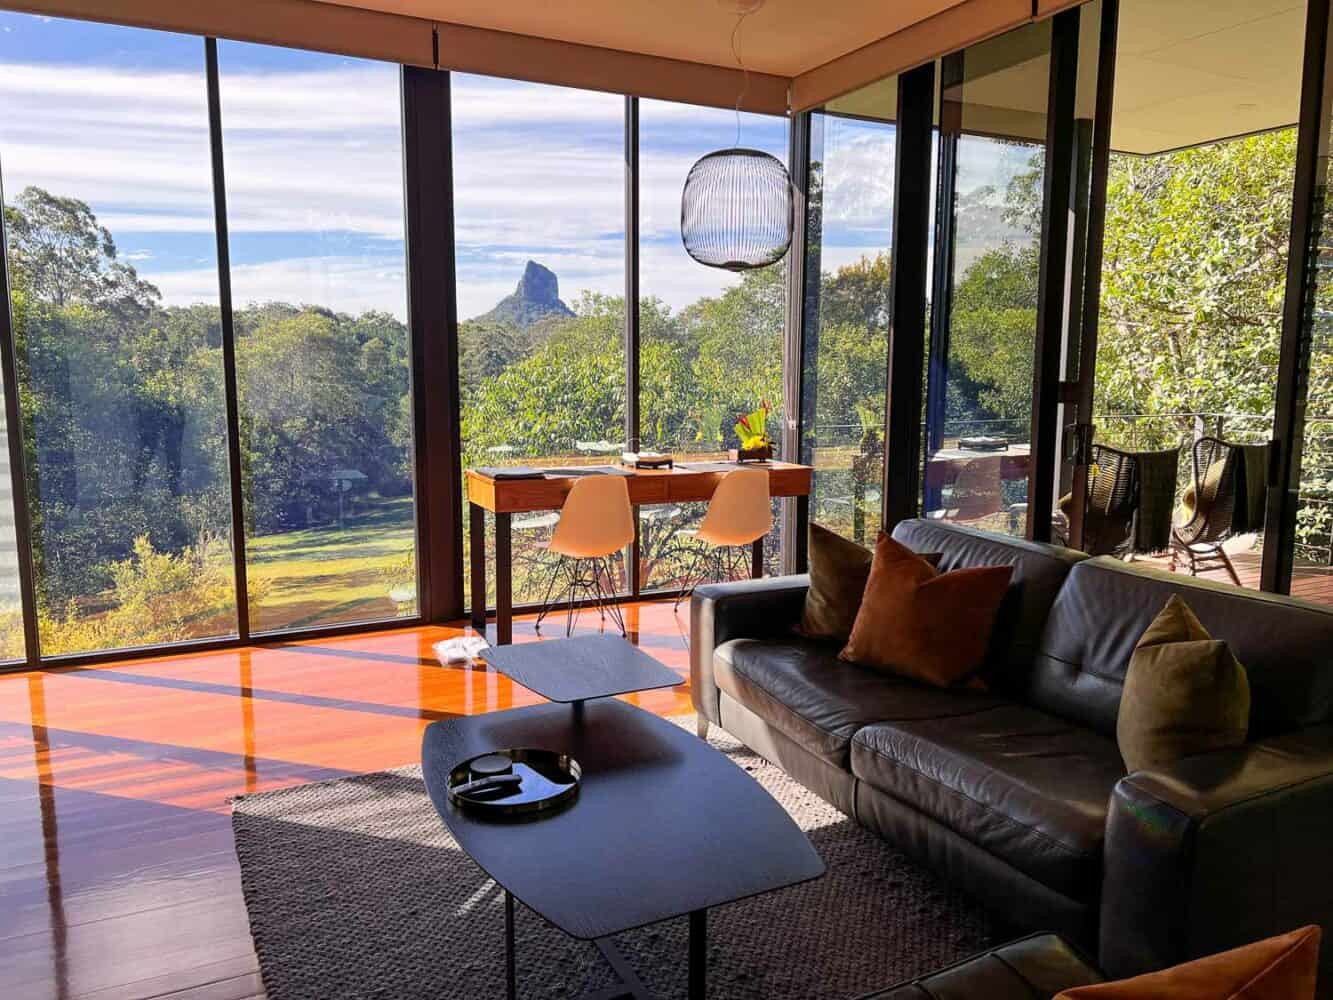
(688, 909, 706, 999)
(496, 511, 512, 645)
(505, 889, 517, 1000)
(750, 538, 763, 579)
(470, 502, 486, 631)
(795, 493, 810, 573)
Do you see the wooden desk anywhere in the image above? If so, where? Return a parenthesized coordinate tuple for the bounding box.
(466, 461, 814, 644)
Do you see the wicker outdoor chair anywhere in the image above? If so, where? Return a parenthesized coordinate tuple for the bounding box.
(1170, 436, 1242, 586)
(1082, 444, 1139, 556)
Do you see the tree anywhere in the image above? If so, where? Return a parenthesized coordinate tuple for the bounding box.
(1095, 131, 1294, 450)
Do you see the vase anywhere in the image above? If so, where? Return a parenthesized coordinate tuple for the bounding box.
(729, 444, 774, 463)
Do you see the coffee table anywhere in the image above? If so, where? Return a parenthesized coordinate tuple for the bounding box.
(421, 675, 825, 998)
(481, 635, 682, 719)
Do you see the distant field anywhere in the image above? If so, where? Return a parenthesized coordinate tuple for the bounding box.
(245, 495, 417, 633)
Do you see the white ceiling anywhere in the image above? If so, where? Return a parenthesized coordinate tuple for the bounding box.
(309, 0, 968, 77)
(824, 0, 1306, 155)
(1112, 0, 1306, 154)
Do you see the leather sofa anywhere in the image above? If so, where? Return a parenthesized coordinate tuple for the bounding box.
(691, 519, 1333, 992)
(859, 933, 1102, 998)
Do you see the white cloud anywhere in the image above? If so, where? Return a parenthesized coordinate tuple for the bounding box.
(153, 255, 408, 320)
(0, 55, 789, 320)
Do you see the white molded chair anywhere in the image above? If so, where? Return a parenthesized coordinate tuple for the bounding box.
(534, 475, 634, 636)
(674, 467, 771, 610)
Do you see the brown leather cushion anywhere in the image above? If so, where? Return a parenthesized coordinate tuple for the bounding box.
(1056, 925, 1321, 998)
(1117, 595, 1250, 773)
(799, 523, 940, 642)
(852, 705, 1126, 899)
(712, 636, 1004, 768)
(841, 533, 1013, 687)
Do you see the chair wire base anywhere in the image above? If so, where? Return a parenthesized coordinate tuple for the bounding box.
(533, 555, 627, 638)
(673, 543, 753, 611)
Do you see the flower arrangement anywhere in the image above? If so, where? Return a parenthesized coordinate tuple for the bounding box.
(731, 400, 775, 461)
(734, 400, 774, 450)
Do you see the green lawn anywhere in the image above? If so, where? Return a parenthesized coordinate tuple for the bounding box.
(245, 495, 417, 632)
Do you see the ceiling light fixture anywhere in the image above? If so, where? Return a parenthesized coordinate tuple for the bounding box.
(680, 0, 793, 272)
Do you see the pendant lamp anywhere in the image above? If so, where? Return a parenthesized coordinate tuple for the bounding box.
(680, 0, 793, 271)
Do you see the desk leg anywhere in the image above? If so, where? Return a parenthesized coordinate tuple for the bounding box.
(495, 511, 512, 645)
(795, 493, 810, 573)
(470, 503, 486, 631)
(750, 538, 763, 579)
(688, 909, 706, 999)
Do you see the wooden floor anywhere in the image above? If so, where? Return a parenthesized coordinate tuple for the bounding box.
(0, 602, 695, 1000)
(6, 554, 1332, 1000)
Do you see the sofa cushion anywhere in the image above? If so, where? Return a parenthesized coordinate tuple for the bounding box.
(841, 534, 1013, 688)
(852, 704, 1126, 899)
(1116, 594, 1250, 772)
(890, 519, 1087, 694)
(1030, 557, 1333, 739)
(1057, 925, 1320, 1000)
(713, 636, 1004, 768)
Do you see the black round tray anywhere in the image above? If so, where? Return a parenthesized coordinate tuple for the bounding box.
(446, 748, 581, 820)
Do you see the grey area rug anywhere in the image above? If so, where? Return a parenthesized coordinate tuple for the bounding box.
(231, 717, 998, 999)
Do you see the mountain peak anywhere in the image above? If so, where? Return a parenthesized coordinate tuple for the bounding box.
(477, 260, 574, 329)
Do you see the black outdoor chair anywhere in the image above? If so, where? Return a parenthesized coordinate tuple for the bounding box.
(1170, 436, 1242, 586)
(1080, 444, 1139, 557)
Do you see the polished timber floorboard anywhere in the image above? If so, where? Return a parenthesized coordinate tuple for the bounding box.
(0, 603, 696, 1000)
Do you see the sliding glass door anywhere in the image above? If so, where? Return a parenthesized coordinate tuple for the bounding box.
(923, 23, 1053, 539)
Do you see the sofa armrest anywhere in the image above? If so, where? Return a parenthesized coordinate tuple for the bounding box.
(688, 574, 809, 725)
(1100, 724, 1333, 986)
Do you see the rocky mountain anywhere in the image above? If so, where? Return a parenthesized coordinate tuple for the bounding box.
(475, 260, 574, 329)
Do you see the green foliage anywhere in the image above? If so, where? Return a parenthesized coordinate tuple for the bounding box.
(4, 186, 414, 625)
(1094, 131, 1294, 449)
(34, 534, 252, 656)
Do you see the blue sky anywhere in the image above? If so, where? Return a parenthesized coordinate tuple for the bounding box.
(0, 10, 1030, 323)
(0, 10, 810, 322)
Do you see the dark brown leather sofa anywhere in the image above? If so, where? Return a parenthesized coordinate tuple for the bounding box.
(691, 519, 1333, 992)
(859, 933, 1103, 998)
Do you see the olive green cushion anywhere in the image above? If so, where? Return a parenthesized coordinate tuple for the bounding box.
(1117, 594, 1251, 773)
(799, 523, 876, 642)
(799, 523, 940, 643)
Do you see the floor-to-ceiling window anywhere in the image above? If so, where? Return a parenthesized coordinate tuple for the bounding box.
(452, 76, 625, 607)
(799, 88, 897, 547)
(0, 14, 237, 655)
(217, 42, 418, 632)
(1089, 0, 1303, 588)
(923, 23, 1053, 538)
(637, 100, 788, 588)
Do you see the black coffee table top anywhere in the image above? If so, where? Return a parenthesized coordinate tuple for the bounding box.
(480, 635, 682, 703)
(421, 700, 825, 940)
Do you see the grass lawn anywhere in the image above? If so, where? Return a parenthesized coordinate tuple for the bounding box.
(245, 495, 417, 633)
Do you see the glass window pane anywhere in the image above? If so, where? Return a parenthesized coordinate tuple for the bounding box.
(452, 77, 625, 608)
(924, 24, 1052, 539)
(0, 14, 236, 655)
(217, 43, 417, 632)
(639, 101, 787, 590)
(801, 107, 896, 547)
(1092, 0, 1301, 587)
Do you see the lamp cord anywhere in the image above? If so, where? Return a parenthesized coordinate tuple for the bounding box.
(731, 11, 751, 148)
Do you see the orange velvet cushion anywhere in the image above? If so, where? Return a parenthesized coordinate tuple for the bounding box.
(839, 533, 1012, 687)
(1056, 926, 1321, 999)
